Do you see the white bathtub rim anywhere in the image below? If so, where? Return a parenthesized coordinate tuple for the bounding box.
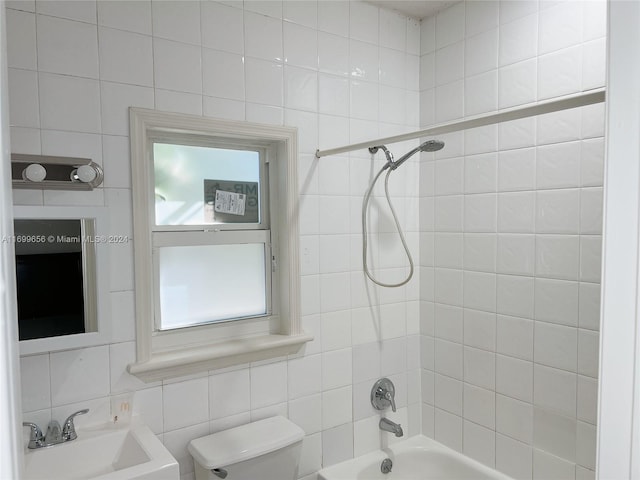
(317, 434, 513, 480)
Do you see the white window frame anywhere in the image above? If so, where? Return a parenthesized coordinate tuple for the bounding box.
(127, 108, 310, 382)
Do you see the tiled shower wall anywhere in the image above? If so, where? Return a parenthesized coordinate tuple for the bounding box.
(419, 1, 605, 479)
(7, 1, 423, 479)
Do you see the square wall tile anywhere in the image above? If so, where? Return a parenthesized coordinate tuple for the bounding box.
(50, 346, 110, 406)
(434, 374, 463, 415)
(322, 386, 352, 430)
(496, 434, 533, 480)
(250, 361, 288, 410)
(499, 13, 538, 67)
(464, 346, 496, 390)
(245, 58, 283, 106)
(498, 59, 537, 109)
(152, 0, 200, 44)
(284, 23, 318, 70)
(536, 235, 580, 281)
(464, 234, 497, 273)
(465, 29, 498, 77)
(201, 2, 244, 54)
(39, 73, 101, 133)
(497, 234, 535, 276)
(497, 315, 534, 361)
(579, 283, 601, 331)
(98, 0, 151, 35)
(153, 39, 202, 94)
(435, 408, 463, 452)
(209, 368, 250, 419)
(436, 2, 465, 49)
(535, 189, 581, 234)
(435, 339, 463, 380)
(36, 15, 98, 79)
(498, 192, 535, 233)
(534, 365, 577, 417)
(464, 309, 496, 351)
(496, 354, 533, 402)
(538, 1, 582, 55)
(289, 394, 321, 436)
(497, 275, 534, 319)
(496, 394, 533, 444)
(537, 141, 581, 189)
(535, 278, 579, 327)
(464, 421, 496, 468)
(6, 9, 37, 70)
(98, 27, 153, 87)
(533, 407, 577, 462)
(8, 68, 39, 128)
(318, 0, 348, 37)
(203, 49, 245, 101)
(463, 271, 497, 312)
(464, 384, 495, 429)
(465, 153, 497, 194)
(534, 322, 578, 372)
(538, 46, 582, 100)
(533, 449, 576, 479)
(163, 377, 209, 432)
(20, 354, 51, 412)
(464, 194, 497, 233)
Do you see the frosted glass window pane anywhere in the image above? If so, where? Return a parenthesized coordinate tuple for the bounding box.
(158, 244, 266, 330)
(154, 143, 261, 226)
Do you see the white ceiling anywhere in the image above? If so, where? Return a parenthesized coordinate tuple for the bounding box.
(365, 0, 457, 20)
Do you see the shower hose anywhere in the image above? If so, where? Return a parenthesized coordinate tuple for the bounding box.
(362, 163, 414, 288)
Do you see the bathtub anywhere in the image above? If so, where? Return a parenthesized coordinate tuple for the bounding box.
(317, 435, 512, 480)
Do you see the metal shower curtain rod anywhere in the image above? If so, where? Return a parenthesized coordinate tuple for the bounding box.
(315, 88, 606, 159)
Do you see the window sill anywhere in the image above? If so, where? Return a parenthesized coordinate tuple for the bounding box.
(127, 333, 313, 383)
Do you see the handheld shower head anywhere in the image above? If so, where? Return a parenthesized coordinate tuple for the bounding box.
(389, 139, 445, 170)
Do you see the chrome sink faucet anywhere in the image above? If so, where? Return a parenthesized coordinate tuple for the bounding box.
(23, 409, 89, 449)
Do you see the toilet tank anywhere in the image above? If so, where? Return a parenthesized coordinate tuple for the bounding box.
(188, 416, 305, 480)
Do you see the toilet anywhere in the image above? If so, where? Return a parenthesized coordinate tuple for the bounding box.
(188, 416, 305, 480)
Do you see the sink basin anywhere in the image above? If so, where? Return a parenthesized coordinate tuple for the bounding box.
(23, 422, 179, 480)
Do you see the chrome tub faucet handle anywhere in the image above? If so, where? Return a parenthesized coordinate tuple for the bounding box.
(371, 378, 397, 413)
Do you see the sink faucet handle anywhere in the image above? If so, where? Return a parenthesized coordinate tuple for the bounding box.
(62, 409, 89, 441)
(23, 422, 44, 449)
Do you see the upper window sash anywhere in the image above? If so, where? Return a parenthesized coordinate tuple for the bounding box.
(149, 136, 270, 231)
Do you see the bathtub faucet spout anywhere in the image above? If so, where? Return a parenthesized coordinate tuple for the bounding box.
(379, 417, 403, 437)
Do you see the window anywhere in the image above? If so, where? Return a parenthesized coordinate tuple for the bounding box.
(128, 108, 310, 382)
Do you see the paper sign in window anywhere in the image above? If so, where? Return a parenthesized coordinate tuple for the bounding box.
(204, 179, 259, 223)
(214, 190, 246, 216)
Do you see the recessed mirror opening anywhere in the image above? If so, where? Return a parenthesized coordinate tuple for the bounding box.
(14, 218, 98, 341)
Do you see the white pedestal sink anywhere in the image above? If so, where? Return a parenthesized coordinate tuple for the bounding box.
(23, 421, 179, 480)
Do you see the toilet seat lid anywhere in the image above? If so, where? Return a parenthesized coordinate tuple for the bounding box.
(188, 416, 304, 469)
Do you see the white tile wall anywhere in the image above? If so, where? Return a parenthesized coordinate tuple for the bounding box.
(9, 0, 605, 478)
(420, 1, 604, 478)
(9, 2, 423, 478)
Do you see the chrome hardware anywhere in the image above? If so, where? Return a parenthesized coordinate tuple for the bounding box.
(23, 408, 89, 449)
(211, 468, 228, 479)
(46, 420, 62, 444)
(379, 417, 404, 437)
(381, 458, 393, 474)
(371, 378, 397, 412)
(62, 409, 89, 441)
(22, 422, 44, 449)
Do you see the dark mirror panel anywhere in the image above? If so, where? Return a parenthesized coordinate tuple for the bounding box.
(13, 219, 95, 341)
